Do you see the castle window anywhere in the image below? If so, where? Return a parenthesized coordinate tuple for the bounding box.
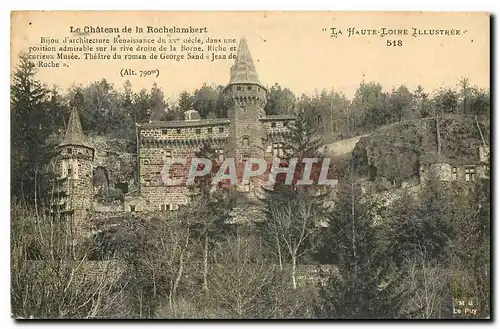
(219, 127, 224, 133)
(243, 137, 249, 147)
(208, 127, 213, 134)
(130, 205, 136, 212)
(216, 149, 225, 162)
(67, 168, 72, 177)
(160, 204, 167, 211)
(162, 129, 168, 135)
(273, 142, 284, 157)
(465, 167, 475, 182)
(452, 167, 457, 180)
(195, 128, 201, 134)
(165, 151, 172, 164)
(176, 128, 182, 134)
(67, 148, 72, 155)
(271, 122, 276, 128)
(236, 86, 242, 91)
(247, 86, 252, 91)
(169, 204, 179, 211)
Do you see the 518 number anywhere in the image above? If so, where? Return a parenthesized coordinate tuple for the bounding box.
(387, 40, 403, 47)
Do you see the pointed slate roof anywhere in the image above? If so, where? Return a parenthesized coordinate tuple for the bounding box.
(228, 37, 263, 87)
(59, 107, 93, 149)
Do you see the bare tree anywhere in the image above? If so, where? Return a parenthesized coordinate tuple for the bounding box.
(121, 211, 194, 318)
(208, 230, 276, 318)
(262, 187, 324, 289)
(403, 250, 452, 319)
(11, 204, 128, 319)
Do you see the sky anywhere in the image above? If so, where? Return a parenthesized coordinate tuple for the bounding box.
(11, 11, 490, 101)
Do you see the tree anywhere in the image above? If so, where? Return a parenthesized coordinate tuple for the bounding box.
(282, 108, 323, 160)
(117, 210, 194, 318)
(149, 82, 167, 121)
(132, 88, 153, 123)
(350, 82, 390, 134)
(413, 85, 432, 118)
(448, 178, 490, 318)
(11, 203, 128, 318)
(402, 251, 453, 319)
(388, 85, 414, 122)
(188, 143, 234, 291)
(468, 87, 490, 117)
(316, 166, 415, 319)
(192, 83, 225, 118)
(384, 184, 453, 267)
(208, 230, 276, 318)
(458, 78, 472, 115)
(261, 186, 325, 289)
(433, 87, 458, 116)
(260, 107, 327, 289)
(11, 53, 62, 206)
(265, 83, 297, 115)
(178, 90, 193, 113)
(297, 89, 350, 140)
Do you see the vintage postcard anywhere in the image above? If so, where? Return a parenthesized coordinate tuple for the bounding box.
(10, 11, 490, 319)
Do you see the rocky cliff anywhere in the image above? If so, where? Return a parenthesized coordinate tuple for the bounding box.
(352, 115, 490, 183)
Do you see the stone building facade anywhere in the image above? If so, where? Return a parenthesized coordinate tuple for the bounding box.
(124, 37, 295, 212)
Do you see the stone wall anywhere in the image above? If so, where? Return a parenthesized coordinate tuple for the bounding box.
(138, 119, 230, 141)
(124, 186, 191, 212)
(94, 200, 124, 213)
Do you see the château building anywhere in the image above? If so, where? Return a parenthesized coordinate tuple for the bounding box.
(53, 37, 297, 219)
(123, 37, 296, 212)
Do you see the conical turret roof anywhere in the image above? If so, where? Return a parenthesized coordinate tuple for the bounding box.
(228, 37, 263, 87)
(59, 106, 93, 149)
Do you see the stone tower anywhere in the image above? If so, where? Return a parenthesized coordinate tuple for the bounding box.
(224, 37, 268, 162)
(54, 106, 94, 237)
